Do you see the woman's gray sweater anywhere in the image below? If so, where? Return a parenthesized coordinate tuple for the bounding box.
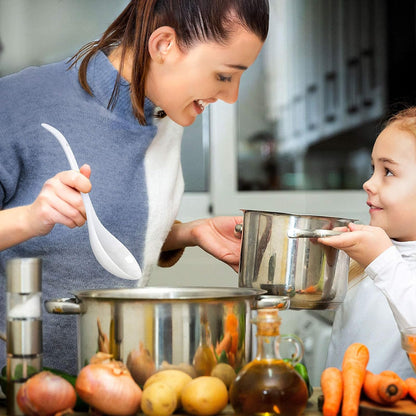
(0, 51, 184, 374)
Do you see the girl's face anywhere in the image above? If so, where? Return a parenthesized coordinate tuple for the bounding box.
(145, 26, 264, 127)
(363, 121, 416, 241)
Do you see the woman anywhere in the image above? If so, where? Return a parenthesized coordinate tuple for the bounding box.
(0, 0, 269, 374)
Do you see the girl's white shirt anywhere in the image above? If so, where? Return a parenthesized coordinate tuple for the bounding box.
(368, 241, 416, 330)
(326, 240, 416, 380)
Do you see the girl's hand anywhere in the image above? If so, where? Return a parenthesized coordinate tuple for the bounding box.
(318, 222, 393, 268)
(26, 164, 92, 236)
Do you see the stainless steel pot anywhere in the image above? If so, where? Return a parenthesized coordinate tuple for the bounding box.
(45, 287, 283, 380)
(238, 210, 354, 310)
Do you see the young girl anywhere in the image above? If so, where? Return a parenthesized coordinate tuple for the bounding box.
(0, 0, 269, 374)
(319, 107, 416, 379)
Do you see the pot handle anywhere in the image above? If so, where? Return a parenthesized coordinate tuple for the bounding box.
(287, 228, 344, 238)
(254, 295, 290, 310)
(44, 297, 81, 314)
(234, 223, 243, 235)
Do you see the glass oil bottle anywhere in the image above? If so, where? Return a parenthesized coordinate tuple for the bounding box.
(193, 319, 216, 376)
(229, 308, 308, 416)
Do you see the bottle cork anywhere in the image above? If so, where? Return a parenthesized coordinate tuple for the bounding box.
(256, 308, 281, 336)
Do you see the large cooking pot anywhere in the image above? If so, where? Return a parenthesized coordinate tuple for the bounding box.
(237, 210, 354, 310)
(45, 287, 285, 379)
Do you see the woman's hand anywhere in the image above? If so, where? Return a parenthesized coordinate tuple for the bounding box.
(26, 164, 92, 236)
(318, 222, 393, 268)
(0, 165, 92, 251)
(163, 216, 243, 272)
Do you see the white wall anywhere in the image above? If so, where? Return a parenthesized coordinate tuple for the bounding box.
(149, 246, 238, 287)
(0, 0, 128, 76)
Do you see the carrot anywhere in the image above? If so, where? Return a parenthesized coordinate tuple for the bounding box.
(379, 370, 408, 399)
(229, 331, 238, 355)
(409, 352, 416, 371)
(407, 334, 416, 348)
(227, 351, 235, 367)
(298, 285, 319, 294)
(321, 367, 343, 416)
(374, 373, 404, 403)
(97, 318, 110, 353)
(405, 377, 416, 401)
(363, 370, 403, 405)
(341, 343, 370, 416)
(406, 335, 416, 370)
(225, 311, 238, 333)
(215, 331, 232, 356)
(216, 307, 239, 363)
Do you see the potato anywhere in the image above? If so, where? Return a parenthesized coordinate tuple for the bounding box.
(181, 376, 228, 415)
(141, 382, 177, 416)
(144, 369, 192, 408)
(159, 360, 197, 378)
(211, 363, 236, 389)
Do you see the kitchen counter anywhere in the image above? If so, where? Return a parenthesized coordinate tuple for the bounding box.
(0, 389, 323, 415)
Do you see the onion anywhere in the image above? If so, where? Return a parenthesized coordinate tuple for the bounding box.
(75, 360, 142, 415)
(126, 341, 156, 386)
(90, 351, 113, 364)
(16, 371, 77, 416)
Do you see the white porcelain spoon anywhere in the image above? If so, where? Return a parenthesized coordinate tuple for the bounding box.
(41, 123, 142, 280)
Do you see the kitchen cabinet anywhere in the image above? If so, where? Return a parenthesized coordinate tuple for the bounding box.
(264, 0, 386, 156)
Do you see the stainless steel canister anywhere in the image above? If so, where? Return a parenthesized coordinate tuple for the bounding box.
(6, 257, 42, 416)
(238, 210, 354, 310)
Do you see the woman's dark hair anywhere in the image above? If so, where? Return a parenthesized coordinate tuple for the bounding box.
(69, 0, 269, 125)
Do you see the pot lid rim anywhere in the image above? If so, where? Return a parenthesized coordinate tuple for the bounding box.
(240, 209, 356, 223)
(71, 286, 266, 300)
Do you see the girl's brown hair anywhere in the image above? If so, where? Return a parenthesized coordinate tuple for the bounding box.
(69, 0, 269, 125)
(385, 106, 416, 137)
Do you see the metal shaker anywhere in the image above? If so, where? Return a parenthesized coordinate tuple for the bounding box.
(6, 258, 42, 415)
